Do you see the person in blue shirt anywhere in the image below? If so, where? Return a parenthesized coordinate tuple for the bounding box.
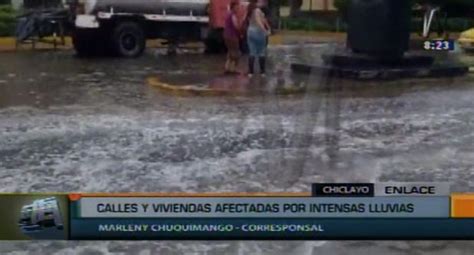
(245, 0, 271, 77)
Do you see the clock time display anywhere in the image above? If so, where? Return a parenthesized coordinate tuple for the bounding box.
(423, 40, 455, 51)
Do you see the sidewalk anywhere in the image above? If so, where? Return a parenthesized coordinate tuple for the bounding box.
(0, 37, 17, 51)
(269, 31, 346, 45)
(0, 37, 73, 52)
(0, 31, 348, 52)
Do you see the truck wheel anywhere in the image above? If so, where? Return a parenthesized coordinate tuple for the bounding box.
(112, 21, 146, 58)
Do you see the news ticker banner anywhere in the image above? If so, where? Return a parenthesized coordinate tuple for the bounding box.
(2, 183, 474, 240)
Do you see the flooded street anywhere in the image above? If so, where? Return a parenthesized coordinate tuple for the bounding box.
(1, 44, 474, 254)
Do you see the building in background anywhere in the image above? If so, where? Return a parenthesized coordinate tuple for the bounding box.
(303, 0, 336, 11)
(281, 0, 336, 17)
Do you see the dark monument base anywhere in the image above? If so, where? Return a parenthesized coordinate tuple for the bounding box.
(291, 51, 469, 81)
(290, 0, 470, 81)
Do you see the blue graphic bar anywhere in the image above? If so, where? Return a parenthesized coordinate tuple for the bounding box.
(70, 218, 474, 240)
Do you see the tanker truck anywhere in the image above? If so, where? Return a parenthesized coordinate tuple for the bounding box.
(70, 0, 247, 57)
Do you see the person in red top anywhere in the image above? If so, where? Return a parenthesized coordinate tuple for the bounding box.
(224, 1, 242, 74)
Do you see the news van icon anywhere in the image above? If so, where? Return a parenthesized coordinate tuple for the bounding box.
(18, 197, 65, 239)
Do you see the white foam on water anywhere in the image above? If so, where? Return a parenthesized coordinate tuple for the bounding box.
(1, 45, 474, 254)
(1, 94, 472, 193)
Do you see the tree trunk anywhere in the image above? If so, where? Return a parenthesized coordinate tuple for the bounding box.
(268, 0, 281, 28)
(289, 0, 303, 17)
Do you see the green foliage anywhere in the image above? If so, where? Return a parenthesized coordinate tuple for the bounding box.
(415, 0, 474, 8)
(412, 17, 474, 33)
(334, 0, 350, 12)
(447, 18, 474, 31)
(277, 0, 290, 6)
(333, 0, 350, 20)
(415, 0, 474, 17)
(0, 4, 14, 12)
(334, 0, 474, 17)
(281, 17, 347, 32)
(0, 4, 16, 36)
(294, 0, 474, 33)
(282, 15, 474, 33)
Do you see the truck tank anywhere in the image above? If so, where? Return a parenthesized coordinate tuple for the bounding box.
(84, 0, 210, 16)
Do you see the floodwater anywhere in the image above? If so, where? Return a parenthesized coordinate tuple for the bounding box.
(1, 44, 474, 254)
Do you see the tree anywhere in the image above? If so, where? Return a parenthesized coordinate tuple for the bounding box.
(268, 0, 282, 28)
(0, 4, 16, 36)
(334, 0, 350, 19)
(334, 0, 474, 18)
(289, 0, 302, 17)
(415, 0, 474, 17)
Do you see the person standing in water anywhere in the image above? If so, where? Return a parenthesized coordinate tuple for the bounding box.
(224, 1, 241, 74)
(245, 0, 271, 77)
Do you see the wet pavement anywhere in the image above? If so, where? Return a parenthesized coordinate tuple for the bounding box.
(1, 44, 474, 254)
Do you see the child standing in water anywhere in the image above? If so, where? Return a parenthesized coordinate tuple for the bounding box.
(224, 2, 241, 74)
(245, 0, 271, 77)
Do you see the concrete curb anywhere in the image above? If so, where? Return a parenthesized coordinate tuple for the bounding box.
(146, 76, 306, 97)
(147, 77, 248, 96)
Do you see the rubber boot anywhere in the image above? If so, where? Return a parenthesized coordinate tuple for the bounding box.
(248, 57, 255, 76)
(259, 57, 266, 75)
